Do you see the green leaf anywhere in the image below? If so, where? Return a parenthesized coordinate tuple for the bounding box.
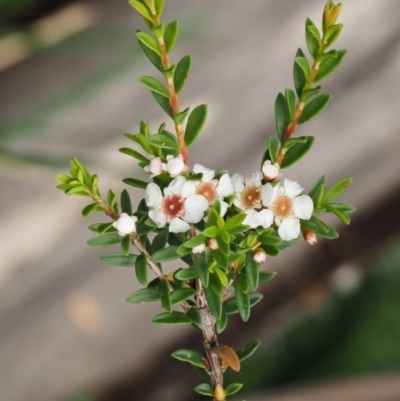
(87, 233, 122, 248)
(259, 271, 277, 284)
(274, 92, 290, 142)
(120, 189, 132, 215)
(185, 104, 208, 146)
(172, 349, 205, 369)
(100, 252, 137, 267)
(300, 86, 322, 103)
(126, 287, 160, 303)
(293, 48, 307, 97)
(224, 213, 246, 231)
(234, 280, 250, 322)
(148, 132, 179, 150)
(301, 217, 339, 239)
(138, 76, 170, 98)
(328, 202, 356, 213)
(151, 245, 180, 263)
(137, 31, 162, 71)
(187, 306, 202, 326)
(136, 31, 161, 56)
(258, 234, 282, 246)
(82, 203, 99, 218)
(211, 249, 229, 270)
(195, 251, 209, 287)
(194, 383, 214, 397)
(235, 274, 249, 294)
(125, 133, 154, 154)
(237, 341, 261, 362)
(174, 55, 191, 94)
(260, 244, 280, 256)
(121, 235, 131, 256)
(152, 90, 173, 118)
(122, 178, 148, 189)
(224, 293, 263, 315)
(164, 20, 179, 53)
(119, 147, 148, 163)
(154, 0, 164, 17)
(309, 175, 326, 204)
(326, 205, 351, 225)
(216, 309, 228, 334)
(225, 383, 243, 396)
(174, 107, 190, 125)
(282, 91, 295, 125)
(281, 136, 315, 168)
(53, 174, 72, 184)
(294, 56, 310, 80)
(245, 251, 259, 291)
(305, 18, 320, 57)
(152, 229, 169, 253)
(175, 268, 198, 280)
(202, 226, 219, 238)
(299, 94, 331, 124)
(184, 234, 207, 248)
(171, 288, 197, 305)
(152, 311, 192, 325)
(325, 23, 343, 47)
(267, 136, 279, 163)
(315, 50, 346, 82)
(129, 1, 153, 23)
(135, 253, 148, 286)
(159, 278, 172, 312)
(204, 285, 222, 320)
(323, 177, 353, 203)
(209, 271, 224, 296)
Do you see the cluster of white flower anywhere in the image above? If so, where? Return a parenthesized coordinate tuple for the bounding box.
(112, 155, 314, 242)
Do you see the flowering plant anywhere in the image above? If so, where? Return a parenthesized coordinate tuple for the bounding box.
(54, 1, 354, 399)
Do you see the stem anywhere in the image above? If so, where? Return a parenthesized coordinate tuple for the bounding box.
(196, 280, 226, 401)
(151, 11, 189, 166)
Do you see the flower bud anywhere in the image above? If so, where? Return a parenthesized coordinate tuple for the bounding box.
(214, 385, 225, 401)
(207, 238, 218, 250)
(253, 249, 267, 263)
(113, 213, 138, 236)
(262, 160, 280, 181)
(192, 243, 206, 254)
(144, 157, 166, 177)
(302, 228, 317, 245)
(166, 154, 187, 177)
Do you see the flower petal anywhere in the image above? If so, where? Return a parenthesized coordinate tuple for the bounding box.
(243, 209, 258, 228)
(278, 218, 300, 241)
(183, 195, 208, 223)
(283, 179, 303, 198)
(145, 183, 163, 207)
(114, 213, 137, 235)
(168, 176, 186, 195)
(169, 217, 190, 233)
(262, 183, 279, 207)
(149, 210, 167, 228)
(256, 209, 274, 228)
(251, 171, 263, 186)
(217, 173, 234, 198)
(231, 173, 244, 193)
(262, 160, 279, 181)
(220, 201, 229, 217)
(181, 180, 197, 198)
(193, 164, 215, 182)
(293, 195, 313, 220)
(167, 156, 185, 177)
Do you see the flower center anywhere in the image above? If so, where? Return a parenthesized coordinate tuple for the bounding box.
(272, 196, 293, 218)
(161, 194, 185, 219)
(197, 182, 218, 205)
(241, 186, 261, 209)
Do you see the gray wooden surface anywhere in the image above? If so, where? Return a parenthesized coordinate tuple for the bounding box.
(1, 0, 400, 400)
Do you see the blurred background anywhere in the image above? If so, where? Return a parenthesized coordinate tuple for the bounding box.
(1, 0, 400, 400)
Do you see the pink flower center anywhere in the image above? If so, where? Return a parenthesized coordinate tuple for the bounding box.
(161, 194, 185, 219)
(272, 196, 293, 218)
(241, 186, 261, 209)
(197, 182, 218, 205)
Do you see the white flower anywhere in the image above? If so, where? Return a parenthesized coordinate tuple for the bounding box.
(166, 154, 187, 177)
(262, 160, 280, 181)
(144, 157, 166, 177)
(113, 213, 138, 236)
(253, 250, 267, 263)
(262, 179, 313, 241)
(232, 172, 263, 211)
(145, 177, 208, 233)
(243, 209, 274, 229)
(192, 165, 233, 217)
